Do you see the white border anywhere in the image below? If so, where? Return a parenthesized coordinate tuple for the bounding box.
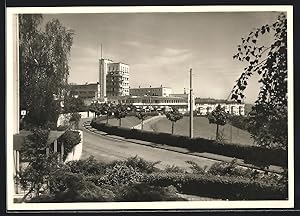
(6, 5, 294, 211)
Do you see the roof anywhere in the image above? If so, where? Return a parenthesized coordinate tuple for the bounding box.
(13, 130, 66, 151)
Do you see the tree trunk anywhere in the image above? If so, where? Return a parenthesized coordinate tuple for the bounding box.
(141, 119, 144, 130)
(119, 119, 121, 127)
(106, 115, 109, 125)
(171, 122, 174, 134)
(216, 124, 219, 140)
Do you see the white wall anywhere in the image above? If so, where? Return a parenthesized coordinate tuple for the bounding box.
(57, 111, 93, 127)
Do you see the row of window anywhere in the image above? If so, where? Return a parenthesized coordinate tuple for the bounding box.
(108, 66, 129, 72)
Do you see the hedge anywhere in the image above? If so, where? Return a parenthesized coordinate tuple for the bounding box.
(90, 120, 287, 167)
(142, 172, 287, 200)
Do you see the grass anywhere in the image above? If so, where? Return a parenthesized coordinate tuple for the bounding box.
(100, 116, 151, 128)
(151, 116, 255, 146)
(99, 115, 254, 146)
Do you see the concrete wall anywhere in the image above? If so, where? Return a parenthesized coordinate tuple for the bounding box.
(57, 111, 94, 127)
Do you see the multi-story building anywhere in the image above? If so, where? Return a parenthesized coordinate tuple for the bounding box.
(99, 59, 129, 98)
(106, 62, 130, 96)
(130, 86, 172, 97)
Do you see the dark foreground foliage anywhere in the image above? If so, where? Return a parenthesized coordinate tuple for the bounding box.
(27, 156, 287, 202)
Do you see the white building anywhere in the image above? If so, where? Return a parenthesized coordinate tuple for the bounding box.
(130, 86, 172, 97)
(99, 59, 129, 98)
(195, 98, 245, 116)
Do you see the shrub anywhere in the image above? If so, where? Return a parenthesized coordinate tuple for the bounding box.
(65, 156, 106, 176)
(95, 163, 144, 187)
(58, 130, 81, 160)
(114, 183, 186, 201)
(41, 172, 115, 202)
(164, 165, 187, 173)
(186, 161, 208, 174)
(121, 156, 160, 174)
(142, 172, 287, 200)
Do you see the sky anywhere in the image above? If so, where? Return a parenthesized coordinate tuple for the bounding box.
(43, 11, 280, 103)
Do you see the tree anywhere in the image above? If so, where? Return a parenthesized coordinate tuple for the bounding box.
(231, 13, 287, 149)
(165, 108, 183, 135)
(135, 110, 148, 130)
(63, 95, 85, 114)
(69, 113, 81, 129)
(88, 103, 98, 119)
(100, 103, 114, 125)
(207, 105, 227, 141)
(19, 14, 74, 128)
(17, 129, 61, 202)
(114, 104, 128, 127)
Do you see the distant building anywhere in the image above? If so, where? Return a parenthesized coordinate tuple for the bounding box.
(69, 82, 100, 105)
(130, 86, 172, 97)
(195, 98, 245, 116)
(99, 59, 129, 98)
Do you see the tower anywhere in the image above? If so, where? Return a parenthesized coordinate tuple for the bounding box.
(99, 58, 113, 98)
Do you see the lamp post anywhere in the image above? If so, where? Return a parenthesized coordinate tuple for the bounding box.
(189, 68, 193, 139)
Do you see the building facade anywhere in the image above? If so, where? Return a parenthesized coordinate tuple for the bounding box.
(106, 95, 245, 116)
(195, 98, 245, 116)
(106, 62, 130, 96)
(99, 59, 129, 98)
(130, 86, 172, 97)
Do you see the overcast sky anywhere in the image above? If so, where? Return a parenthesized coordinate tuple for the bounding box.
(43, 12, 280, 103)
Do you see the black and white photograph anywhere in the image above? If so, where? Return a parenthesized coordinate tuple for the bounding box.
(6, 6, 294, 210)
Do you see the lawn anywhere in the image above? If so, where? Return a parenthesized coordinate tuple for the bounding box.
(151, 116, 255, 146)
(100, 116, 151, 128)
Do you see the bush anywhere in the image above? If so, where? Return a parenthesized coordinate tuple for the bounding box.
(142, 172, 287, 200)
(186, 160, 208, 174)
(58, 130, 81, 160)
(95, 163, 144, 187)
(90, 121, 287, 167)
(164, 165, 187, 173)
(65, 156, 106, 176)
(114, 183, 186, 201)
(121, 156, 160, 174)
(41, 172, 115, 202)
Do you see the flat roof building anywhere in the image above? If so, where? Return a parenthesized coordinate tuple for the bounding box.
(130, 86, 172, 97)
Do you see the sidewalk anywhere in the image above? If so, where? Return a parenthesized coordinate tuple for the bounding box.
(83, 120, 283, 174)
(131, 115, 164, 130)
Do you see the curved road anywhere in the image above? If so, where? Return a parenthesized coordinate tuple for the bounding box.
(79, 118, 217, 171)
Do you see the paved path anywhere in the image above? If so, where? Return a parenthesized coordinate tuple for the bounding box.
(131, 115, 164, 130)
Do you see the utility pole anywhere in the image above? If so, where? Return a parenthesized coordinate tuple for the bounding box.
(189, 68, 193, 138)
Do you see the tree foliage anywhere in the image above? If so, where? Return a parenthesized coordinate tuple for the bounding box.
(17, 129, 61, 201)
(114, 104, 128, 127)
(63, 94, 85, 114)
(231, 13, 287, 149)
(135, 111, 148, 130)
(207, 105, 228, 140)
(19, 14, 74, 128)
(58, 130, 81, 160)
(165, 108, 183, 134)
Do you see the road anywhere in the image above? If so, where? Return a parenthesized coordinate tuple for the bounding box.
(79, 118, 217, 171)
